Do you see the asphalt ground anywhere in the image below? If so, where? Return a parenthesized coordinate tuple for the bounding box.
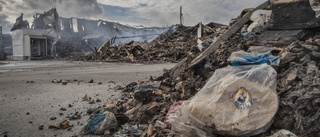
(0, 61, 175, 137)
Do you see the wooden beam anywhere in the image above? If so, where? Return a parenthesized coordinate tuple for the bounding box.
(197, 22, 202, 38)
(188, 1, 269, 69)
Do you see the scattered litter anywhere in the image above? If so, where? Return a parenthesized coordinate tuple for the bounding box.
(82, 94, 88, 101)
(49, 120, 69, 129)
(68, 112, 81, 120)
(60, 108, 67, 111)
(26, 81, 35, 84)
(88, 100, 95, 104)
(50, 117, 57, 120)
(52, 79, 62, 83)
(88, 79, 94, 83)
(62, 80, 69, 85)
(39, 125, 44, 130)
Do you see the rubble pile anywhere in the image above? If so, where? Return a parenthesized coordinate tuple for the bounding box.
(134, 26, 199, 63)
(78, 22, 252, 137)
(55, 40, 87, 59)
(162, 33, 247, 100)
(273, 38, 320, 136)
(77, 24, 225, 63)
(77, 36, 146, 62)
(45, 0, 320, 136)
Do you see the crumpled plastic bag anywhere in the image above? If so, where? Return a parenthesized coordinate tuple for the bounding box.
(247, 10, 272, 32)
(228, 46, 280, 66)
(168, 64, 279, 136)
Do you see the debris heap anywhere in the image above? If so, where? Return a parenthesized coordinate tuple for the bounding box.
(51, 0, 320, 137)
(273, 39, 320, 136)
(77, 24, 225, 63)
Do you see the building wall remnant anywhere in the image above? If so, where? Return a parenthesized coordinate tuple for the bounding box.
(10, 7, 169, 59)
(12, 29, 53, 60)
(10, 13, 29, 31)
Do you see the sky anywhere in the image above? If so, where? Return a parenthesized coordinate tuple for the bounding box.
(0, 0, 266, 34)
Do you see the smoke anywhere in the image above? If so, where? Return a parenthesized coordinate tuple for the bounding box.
(0, 0, 267, 33)
(0, 0, 105, 34)
(56, 0, 104, 18)
(0, 14, 11, 33)
(98, 0, 266, 26)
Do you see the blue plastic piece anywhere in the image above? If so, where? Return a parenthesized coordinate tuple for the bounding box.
(83, 111, 117, 134)
(134, 83, 159, 100)
(83, 111, 107, 134)
(231, 54, 280, 66)
(241, 32, 250, 39)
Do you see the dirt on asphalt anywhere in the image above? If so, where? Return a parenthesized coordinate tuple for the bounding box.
(0, 61, 175, 137)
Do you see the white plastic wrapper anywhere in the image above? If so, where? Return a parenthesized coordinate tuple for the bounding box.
(169, 64, 279, 136)
(247, 10, 272, 32)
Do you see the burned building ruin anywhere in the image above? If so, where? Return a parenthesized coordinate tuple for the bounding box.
(10, 8, 169, 60)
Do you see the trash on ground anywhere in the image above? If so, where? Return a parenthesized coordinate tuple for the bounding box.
(48, 120, 70, 129)
(81, 111, 118, 135)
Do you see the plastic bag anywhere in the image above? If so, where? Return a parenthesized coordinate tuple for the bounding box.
(82, 111, 117, 135)
(164, 101, 184, 129)
(169, 64, 279, 136)
(247, 10, 272, 32)
(228, 46, 280, 66)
